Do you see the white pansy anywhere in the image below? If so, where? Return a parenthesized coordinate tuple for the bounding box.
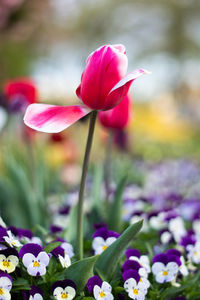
(29, 294, 43, 300)
(149, 213, 166, 230)
(193, 220, 200, 236)
(152, 262, 179, 283)
(61, 242, 74, 258)
(187, 242, 200, 264)
(160, 231, 172, 244)
(0, 255, 19, 273)
(92, 237, 116, 255)
(129, 255, 150, 274)
(58, 254, 71, 268)
(3, 231, 22, 248)
(179, 256, 188, 276)
(53, 286, 76, 300)
(93, 282, 113, 300)
(124, 278, 147, 300)
(168, 217, 186, 243)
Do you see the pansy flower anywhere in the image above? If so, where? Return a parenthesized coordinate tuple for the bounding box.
(19, 243, 50, 276)
(3, 230, 22, 248)
(186, 241, 200, 264)
(0, 272, 12, 300)
(122, 260, 150, 289)
(23, 286, 43, 300)
(123, 269, 148, 300)
(92, 227, 119, 255)
(52, 279, 76, 300)
(93, 281, 114, 300)
(152, 252, 181, 283)
(125, 249, 150, 274)
(0, 248, 19, 273)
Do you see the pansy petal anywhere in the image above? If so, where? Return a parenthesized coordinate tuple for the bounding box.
(65, 286, 76, 299)
(22, 253, 35, 268)
(24, 104, 91, 133)
(105, 237, 117, 247)
(8, 255, 19, 267)
(37, 252, 50, 267)
(53, 287, 63, 297)
(104, 68, 150, 110)
(102, 281, 112, 292)
(93, 285, 101, 299)
(0, 289, 11, 300)
(0, 277, 12, 291)
(152, 262, 165, 275)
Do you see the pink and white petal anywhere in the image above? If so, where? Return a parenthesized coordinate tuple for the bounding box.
(37, 252, 50, 267)
(22, 253, 35, 268)
(104, 68, 150, 110)
(24, 104, 91, 133)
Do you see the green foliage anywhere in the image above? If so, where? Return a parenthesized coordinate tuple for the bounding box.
(108, 174, 127, 232)
(57, 256, 98, 293)
(94, 220, 143, 281)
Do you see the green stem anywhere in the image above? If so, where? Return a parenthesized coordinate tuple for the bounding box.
(77, 110, 97, 260)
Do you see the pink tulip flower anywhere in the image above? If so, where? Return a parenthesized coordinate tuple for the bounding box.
(24, 44, 149, 133)
(98, 94, 130, 130)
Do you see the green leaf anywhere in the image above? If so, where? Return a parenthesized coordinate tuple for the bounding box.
(94, 220, 143, 281)
(44, 242, 62, 253)
(57, 256, 98, 293)
(12, 278, 30, 291)
(63, 204, 78, 243)
(108, 174, 127, 232)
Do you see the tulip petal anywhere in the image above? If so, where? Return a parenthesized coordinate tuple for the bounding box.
(24, 104, 91, 133)
(104, 68, 150, 110)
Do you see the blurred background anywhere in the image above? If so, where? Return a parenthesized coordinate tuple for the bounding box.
(0, 0, 200, 229)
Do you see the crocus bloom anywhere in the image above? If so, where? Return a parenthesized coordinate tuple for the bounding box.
(4, 78, 37, 113)
(98, 94, 130, 130)
(0, 272, 12, 300)
(152, 253, 181, 283)
(24, 44, 149, 133)
(92, 227, 119, 255)
(19, 243, 50, 276)
(52, 279, 76, 300)
(0, 248, 19, 273)
(93, 281, 114, 300)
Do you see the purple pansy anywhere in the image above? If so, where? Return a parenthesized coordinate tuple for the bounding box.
(52, 279, 76, 300)
(23, 286, 43, 300)
(152, 252, 181, 283)
(92, 227, 119, 255)
(86, 275, 102, 293)
(19, 243, 50, 276)
(8, 226, 33, 240)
